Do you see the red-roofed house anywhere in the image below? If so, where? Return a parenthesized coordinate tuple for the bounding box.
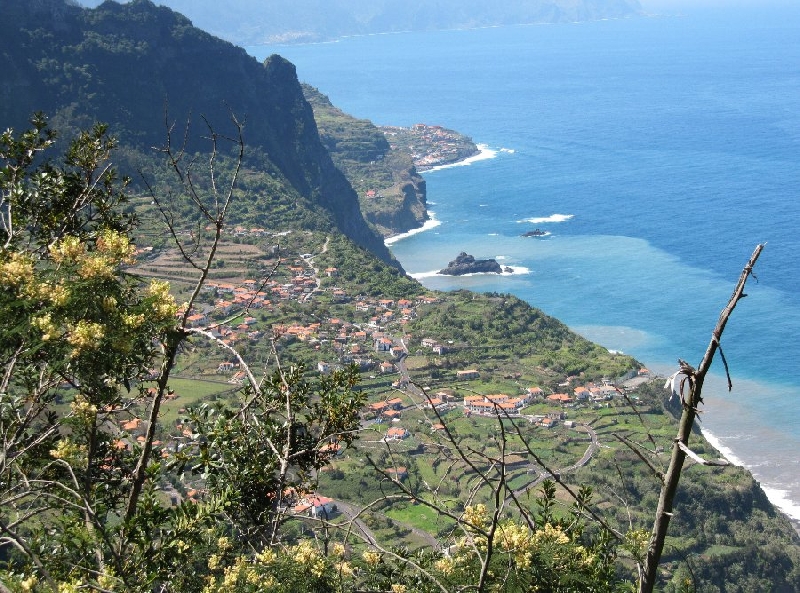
(294, 495, 335, 518)
(386, 427, 409, 441)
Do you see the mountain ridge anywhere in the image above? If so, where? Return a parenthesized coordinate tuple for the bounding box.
(76, 0, 644, 45)
(1, 0, 399, 267)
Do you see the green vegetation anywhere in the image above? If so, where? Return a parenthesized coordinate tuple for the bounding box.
(407, 290, 635, 386)
(2, 0, 397, 265)
(2, 2, 799, 591)
(304, 85, 429, 237)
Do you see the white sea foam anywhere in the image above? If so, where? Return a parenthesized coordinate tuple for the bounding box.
(409, 270, 444, 279)
(700, 428, 747, 467)
(702, 427, 800, 522)
(409, 265, 530, 280)
(384, 212, 441, 245)
(517, 213, 575, 224)
(504, 265, 530, 275)
(759, 485, 800, 523)
(423, 144, 499, 172)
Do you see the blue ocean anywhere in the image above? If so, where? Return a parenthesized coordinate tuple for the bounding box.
(250, 4, 800, 524)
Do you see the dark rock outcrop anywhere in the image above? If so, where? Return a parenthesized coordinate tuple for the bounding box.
(438, 252, 505, 276)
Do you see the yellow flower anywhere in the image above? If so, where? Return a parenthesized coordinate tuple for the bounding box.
(435, 557, 455, 576)
(207, 554, 221, 571)
(97, 571, 117, 591)
(245, 568, 260, 585)
(49, 235, 84, 263)
(66, 320, 105, 356)
(32, 313, 58, 341)
(102, 296, 118, 311)
(362, 550, 381, 566)
(49, 282, 70, 306)
(255, 548, 277, 564)
(532, 523, 570, 546)
(50, 440, 88, 466)
(462, 504, 489, 530)
(148, 279, 178, 320)
(217, 536, 232, 552)
(293, 540, 319, 566)
(0, 251, 34, 287)
(70, 394, 98, 421)
(332, 542, 346, 557)
(19, 576, 38, 592)
(391, 585, 407, 593)
(496, 521, 535, 567)
(336, 560, 354, 577)
(96, 228, 136, 264)
(78, 253, 113, 279)
(122, 312, 145, 328)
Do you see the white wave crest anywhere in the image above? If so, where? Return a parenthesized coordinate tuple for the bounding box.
(759, 485, 800, 522)
(423, 144, 500, 172)
(702, 428, 800, 521)
(409, 270, 443, 279)
(517, 213, 574, 224)
(385, 213, 441, 245)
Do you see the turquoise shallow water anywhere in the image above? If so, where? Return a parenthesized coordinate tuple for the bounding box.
(250, 5, 800, 521)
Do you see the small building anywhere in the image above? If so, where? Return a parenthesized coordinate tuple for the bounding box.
(546, 393, 573, 405)
(382, 409, 402, 421)
(217, 361, 236, 373)
(385, 466, 408, 481)
(386, 427, 409, 440)
(456, 369, 480, 381)
(294, 495, 335, 519)
(386, 397, 404, 410)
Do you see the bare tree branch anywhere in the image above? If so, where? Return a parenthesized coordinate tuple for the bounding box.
(639, 243, 764, 593)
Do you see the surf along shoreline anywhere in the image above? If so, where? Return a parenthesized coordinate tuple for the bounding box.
(383, 144, 800, 535)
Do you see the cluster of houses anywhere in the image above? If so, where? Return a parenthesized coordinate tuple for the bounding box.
(382, 124, 476, 170)
(462, 392, 533, 415)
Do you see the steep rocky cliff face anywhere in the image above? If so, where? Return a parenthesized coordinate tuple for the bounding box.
(365, 178, 428, 235)
(302, 85, 429, 237)
(1, 0, 398, 267)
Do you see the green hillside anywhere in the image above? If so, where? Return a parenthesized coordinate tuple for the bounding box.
(1, 1, 799, 592)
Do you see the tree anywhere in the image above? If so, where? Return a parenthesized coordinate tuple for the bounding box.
(0, 115, 368, 591)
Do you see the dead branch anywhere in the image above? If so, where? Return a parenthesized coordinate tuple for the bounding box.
(638, 243, 764, 593)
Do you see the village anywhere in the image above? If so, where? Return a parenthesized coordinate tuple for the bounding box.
(111, 235, 651, 528)
(380, 123, 480, 171)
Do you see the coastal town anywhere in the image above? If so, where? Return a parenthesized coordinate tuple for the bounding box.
(115, 230, 650, 528)
(380, 123, 480, 170)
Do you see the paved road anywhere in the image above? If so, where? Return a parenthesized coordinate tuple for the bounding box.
(335, 498, 440, 550)
(508, 423, 599, 501)
(334, 500, 379, 546)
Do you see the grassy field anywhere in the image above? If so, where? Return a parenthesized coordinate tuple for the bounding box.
(155, 376, 239, 425)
